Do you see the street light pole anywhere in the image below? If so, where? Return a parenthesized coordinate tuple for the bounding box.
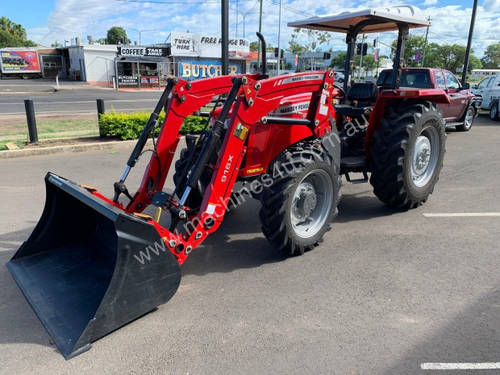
(235, 0, 239, 38)
(462, 0, 478, 84)
(277, 0, 282, 75)
(221, 0, 229, 75)
(421, 17, 431, 67)
(257, 0, 263, 67)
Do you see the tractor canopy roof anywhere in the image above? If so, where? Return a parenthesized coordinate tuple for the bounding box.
(288, 5, 430, 34)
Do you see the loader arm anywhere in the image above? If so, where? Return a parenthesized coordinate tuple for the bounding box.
(152, 71, 337, 264)
(127, 74, 259, 212)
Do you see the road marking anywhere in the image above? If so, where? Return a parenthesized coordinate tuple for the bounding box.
(423, 213, 500, 217)
(421, 362, 500, 370)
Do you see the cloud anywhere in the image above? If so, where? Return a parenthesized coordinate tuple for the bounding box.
(26, 0, 500, 56)
(483, 0, 500, 11)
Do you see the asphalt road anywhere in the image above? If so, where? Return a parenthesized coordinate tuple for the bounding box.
(0, 80, 162, 115)
(0, 115, 499, 374)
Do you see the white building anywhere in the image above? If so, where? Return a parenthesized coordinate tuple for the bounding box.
(471, 69, 500, 79)
(67, 44, 118, 85)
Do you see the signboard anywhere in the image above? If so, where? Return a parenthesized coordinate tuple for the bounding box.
(0, 50, 40, 73)
(140, 76, 159, 86)
(117, 75, 139, 86)
(118, 46, 169, 57)
(171, 32, 250, 59)
(178, 59, 242, 80)
(415, 49, 422, 63)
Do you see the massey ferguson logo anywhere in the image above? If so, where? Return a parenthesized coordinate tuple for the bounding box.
(221, 155, 234, 183)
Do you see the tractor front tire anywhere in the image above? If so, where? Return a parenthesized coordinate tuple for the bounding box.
(173, 147, 205, 209)
(369, 101, 446, 210)
(260, 142, 341, 256)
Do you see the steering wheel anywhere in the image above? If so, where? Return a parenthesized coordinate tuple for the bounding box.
(332, 84, 346, 105)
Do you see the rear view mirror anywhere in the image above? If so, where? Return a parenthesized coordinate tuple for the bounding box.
(462, 82, 470, 90)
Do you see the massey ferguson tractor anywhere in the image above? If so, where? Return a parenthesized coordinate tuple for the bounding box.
(7, 6, 449, 359)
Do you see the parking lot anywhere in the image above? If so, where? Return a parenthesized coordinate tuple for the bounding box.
(0, 115, 499, 374)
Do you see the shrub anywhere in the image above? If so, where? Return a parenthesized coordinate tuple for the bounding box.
(99, 112, 207, 140)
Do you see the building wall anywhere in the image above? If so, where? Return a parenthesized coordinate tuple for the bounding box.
(83, 47, 117, 85)
(67, 47, 85, 80)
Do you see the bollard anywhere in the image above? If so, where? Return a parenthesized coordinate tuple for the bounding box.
(97, 99, 106, 137)
(24, 99, 38, 143)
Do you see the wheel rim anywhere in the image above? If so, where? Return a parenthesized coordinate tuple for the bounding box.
(464, 108, 474, 129)
(410, 126, 440, 188)
(290, 169, 333, 239)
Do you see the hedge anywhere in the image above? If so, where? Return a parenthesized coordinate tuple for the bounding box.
(98, 112, 207, 140)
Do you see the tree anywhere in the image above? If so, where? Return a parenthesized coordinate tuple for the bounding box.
(468, 55, 483, 71)
(361, 54, 376, 70)
(105, 26, 130, 44)
(481, 43, 500, 69)
(288, 28, 331, 53)
(330, 52, 346, 68)
(0, 17, 35, 48)
(391, 35, 428, 67)
(250, 41, 259, 52)
(0, 17, 26, 39)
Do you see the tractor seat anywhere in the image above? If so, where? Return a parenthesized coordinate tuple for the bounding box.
(335, 82, 379, 118)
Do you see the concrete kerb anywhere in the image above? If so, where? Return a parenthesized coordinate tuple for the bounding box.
(0, 138, 159, 159)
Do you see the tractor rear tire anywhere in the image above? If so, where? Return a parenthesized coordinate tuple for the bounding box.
(369, 101, 446, 210)
(260, 141, 341, 256)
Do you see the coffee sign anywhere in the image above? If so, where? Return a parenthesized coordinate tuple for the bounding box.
(118, 46, 169, 57)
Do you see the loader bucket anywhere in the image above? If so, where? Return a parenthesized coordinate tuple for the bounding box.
(7, 173, 181, 359)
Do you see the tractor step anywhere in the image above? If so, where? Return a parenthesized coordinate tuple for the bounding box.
(341, 155, 366, 169)
(341, 156, 368, 184)
(344, 171, 369, 184)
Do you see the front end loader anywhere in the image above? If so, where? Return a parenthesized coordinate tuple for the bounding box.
(7, 36, 341, 358)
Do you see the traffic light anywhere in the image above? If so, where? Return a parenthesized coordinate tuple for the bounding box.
(356, 43, 368, 56)
(323, 52, 331, 60)
(274, 48, 284, 59)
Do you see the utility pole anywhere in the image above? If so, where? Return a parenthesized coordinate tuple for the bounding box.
(358, 34, 366, 81)
(421, 17, 431, 67)
(277, 0, 282, 75)
(462, 0, 478, 85)
(221, 0, 229, 75)
(257, 0, 263, 68)
(235, 0, 239, 38)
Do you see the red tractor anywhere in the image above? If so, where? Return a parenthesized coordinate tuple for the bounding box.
(7, 6, 448, 359)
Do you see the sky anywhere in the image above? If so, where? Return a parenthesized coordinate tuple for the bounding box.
(2, 0, 499, 57)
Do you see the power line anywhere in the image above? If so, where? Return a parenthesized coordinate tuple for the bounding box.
(116, 0, 255, 4)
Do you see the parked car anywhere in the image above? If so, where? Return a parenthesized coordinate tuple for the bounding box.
(377, 68, 479, 131)
(471, 75, 500, 121)
(335, 71, 345, 83)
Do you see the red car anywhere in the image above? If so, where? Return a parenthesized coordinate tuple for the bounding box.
(377, 68, 479, 131)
